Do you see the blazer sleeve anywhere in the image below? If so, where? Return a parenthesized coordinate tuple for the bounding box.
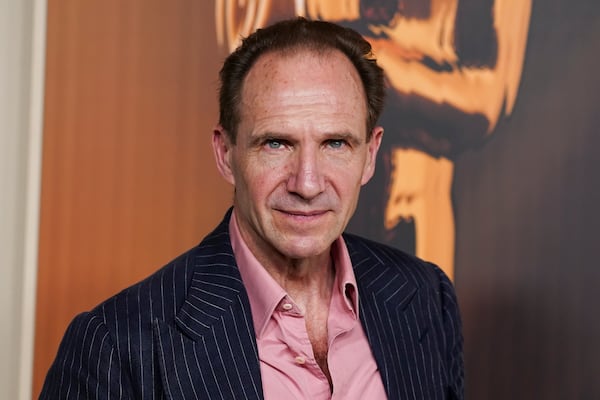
(432, 263, 465, 400)
(40, 312, 133, 400)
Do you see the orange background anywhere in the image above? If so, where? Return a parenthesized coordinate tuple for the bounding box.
(33, 1, 232, 396)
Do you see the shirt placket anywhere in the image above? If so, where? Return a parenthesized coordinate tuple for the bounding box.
(278, 298, 332, 399)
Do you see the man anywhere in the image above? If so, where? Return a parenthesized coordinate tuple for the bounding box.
(41, 18, 463, 399)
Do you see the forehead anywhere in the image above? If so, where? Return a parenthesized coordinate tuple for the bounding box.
(239, 49, 367, 129)
(245, 48, 364, 94)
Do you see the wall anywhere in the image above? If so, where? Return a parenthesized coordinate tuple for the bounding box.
(0, 0, 46, 398)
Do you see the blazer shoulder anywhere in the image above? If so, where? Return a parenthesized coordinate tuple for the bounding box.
(343, 232, 451, 291)
(89, 212, 235, 331)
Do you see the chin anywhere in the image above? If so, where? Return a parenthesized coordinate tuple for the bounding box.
(277, 239, 332, 260)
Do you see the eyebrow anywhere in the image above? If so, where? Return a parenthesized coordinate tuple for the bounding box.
(328, 132, 363, 146)
(247, 132, 283, 148)
(248, 131, 364, 147)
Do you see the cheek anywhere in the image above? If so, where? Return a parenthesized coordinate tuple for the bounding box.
(327, 167, 365, 200)
(237, 163, 284, 201)
(328, 155, 368, 181)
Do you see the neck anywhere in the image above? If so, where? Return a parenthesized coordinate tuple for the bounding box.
(268, 253, 335, 306)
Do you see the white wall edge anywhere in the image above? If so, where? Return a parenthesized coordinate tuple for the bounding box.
(18, 0, 47, 398)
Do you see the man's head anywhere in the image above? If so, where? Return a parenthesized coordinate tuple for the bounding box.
(212, 18, 385, 267)
(218, 17, 385, 143)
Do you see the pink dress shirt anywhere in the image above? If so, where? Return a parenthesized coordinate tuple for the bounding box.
(229, 212, 387, 399)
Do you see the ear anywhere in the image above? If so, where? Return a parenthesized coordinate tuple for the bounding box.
(212, 125, 236, 185)
(361, 126, 384, 185)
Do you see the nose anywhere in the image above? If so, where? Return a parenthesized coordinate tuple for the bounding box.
(286, 146, 325, 200)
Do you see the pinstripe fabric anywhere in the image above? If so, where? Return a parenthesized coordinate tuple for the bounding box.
(346, 234, 464, 400)
(41, 209, 463, 399)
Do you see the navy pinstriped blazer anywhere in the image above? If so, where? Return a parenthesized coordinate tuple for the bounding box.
(41, 209, 463, 399)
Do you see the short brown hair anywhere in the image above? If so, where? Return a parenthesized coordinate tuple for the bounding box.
(218, 17, 385, 142)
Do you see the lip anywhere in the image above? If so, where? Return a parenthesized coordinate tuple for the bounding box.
(275, 209, 329, 218)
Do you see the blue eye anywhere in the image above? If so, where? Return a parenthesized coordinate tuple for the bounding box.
(328, 140, 345, 149)
(266, 140, 282, 149)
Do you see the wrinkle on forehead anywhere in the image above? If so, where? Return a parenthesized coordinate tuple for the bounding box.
(240, 49, 368, 126)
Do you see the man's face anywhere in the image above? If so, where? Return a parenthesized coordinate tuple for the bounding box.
(213, 49, 383, 264)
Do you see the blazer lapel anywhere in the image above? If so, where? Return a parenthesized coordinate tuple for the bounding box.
(346, 234, 439, 400)
(154, 216, 264, 400)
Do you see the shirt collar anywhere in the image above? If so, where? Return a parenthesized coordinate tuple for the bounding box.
(229, 209, 359, 337)
(331, 234, 359, 317)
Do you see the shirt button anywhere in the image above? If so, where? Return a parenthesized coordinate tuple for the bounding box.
(282, 303, 293, 311)
(294, 356, 306, 365)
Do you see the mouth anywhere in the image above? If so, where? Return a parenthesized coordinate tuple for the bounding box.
(274, 208, 330, 221)
(277, 209, 328, 217)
